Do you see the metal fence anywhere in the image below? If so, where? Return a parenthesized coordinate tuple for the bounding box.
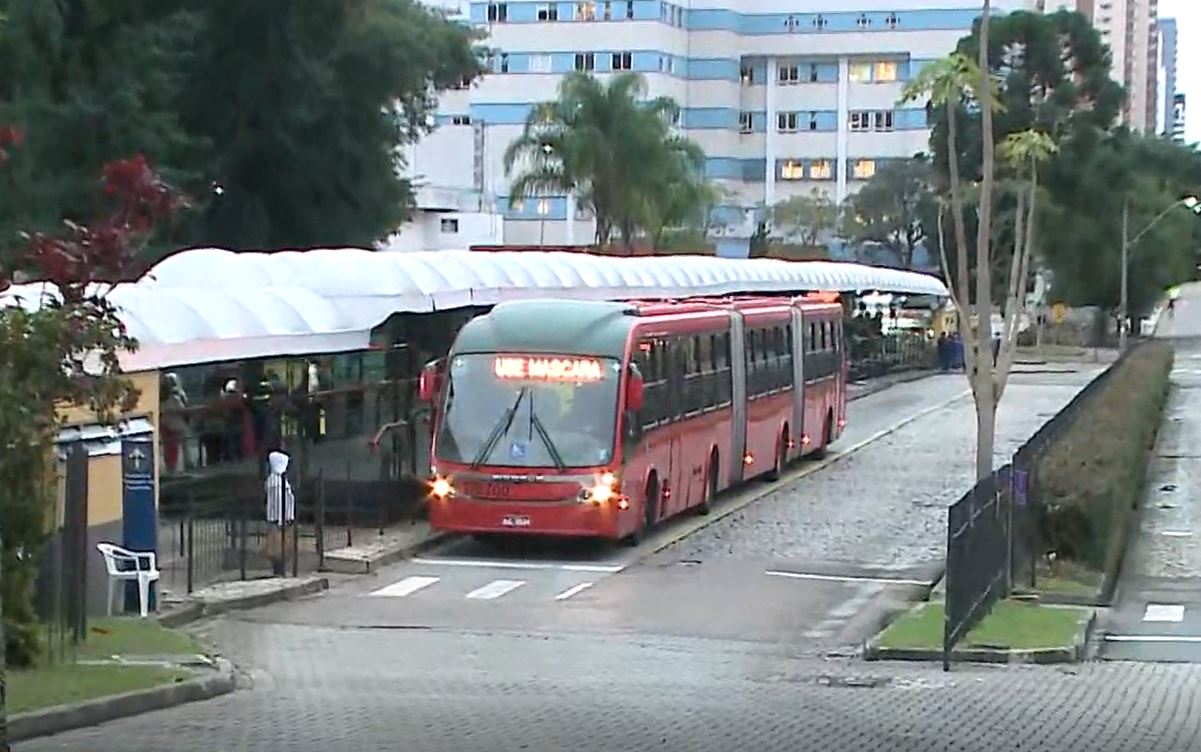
(942, 344, 1143, 669)
(849, 332, 936, 381)
(36, 442, 90, 665)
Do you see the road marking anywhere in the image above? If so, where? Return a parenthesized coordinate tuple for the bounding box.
(554, 582, 594, 600)
(765, 570, 930, 587)
(1144, 604, 1186, 623)
(412, 557, 624, 574)
(1104, 635, 1201, 643)
(370, 576, 439, 598)
(1160, 531, 1193, 538)
(465, 579, 526, 600)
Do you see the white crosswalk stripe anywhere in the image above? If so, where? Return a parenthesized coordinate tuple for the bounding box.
(370, 576, 440, 598)
(554, 582, 594, 600)
(465, 579, 526, 600)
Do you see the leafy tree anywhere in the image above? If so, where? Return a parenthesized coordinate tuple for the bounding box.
(768, 189, 838, 247)
(843, 156, 937, 269)
(178, 0, 483, 250)
(0, 0, 202, 264)
(0, 147, 182, 750)
(504, 72, 707, 248)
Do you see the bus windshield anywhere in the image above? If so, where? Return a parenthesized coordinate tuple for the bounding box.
(435, 353, 622, 469)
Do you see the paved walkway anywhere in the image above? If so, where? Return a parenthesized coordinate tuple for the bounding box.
(1100, 282, 1201, 662)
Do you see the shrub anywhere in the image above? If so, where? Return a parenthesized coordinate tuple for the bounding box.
(1036, 342, 1173, 579)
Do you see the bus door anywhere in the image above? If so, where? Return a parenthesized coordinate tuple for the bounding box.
(790, 306, 807, 460)
(663, 338, 687, 516)
(728, 309, 748, 485)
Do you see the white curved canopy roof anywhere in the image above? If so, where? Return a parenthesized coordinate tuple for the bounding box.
(4, 248, 948, 372)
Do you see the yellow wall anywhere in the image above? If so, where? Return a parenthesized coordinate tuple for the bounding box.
(57, 370, 161, 529)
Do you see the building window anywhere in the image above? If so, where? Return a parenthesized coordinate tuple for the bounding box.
(529, 55, 552, 73)
(872, 110, 894, 132)
(511, 199, 525, 212)
(487, 3, 508, 22)
(808, 112, 819, 131)
(500, 53, 510, 73)
(603, 0, 612, 19)
(440, 218, 460, 233)
(674, 6, 683, 26)
(536, 198, 551, 216)
(740, 65, 755, 85)
(612, 52, 633, 70)
(777, 112, 798, 132)
(739, 111, 753, 134)
(874, 61, 899, 82)
(810, 160, 833, 180)
(812, 14, 828, 29)
(849, 62, 872, 82)
(856, 13, 870, 28)
(808, 64, 820, 83)
(626, 0, 634, 19)
(451, 115, 472, 125)
(849, 111, 871, 132)
(576, 1, 597, 20)
(784, 15, 800, 33)
(575, 52, 595, 71)
(778, 64, 800, 84)
(537, 4, 559, 21)
(781, 160, 804, 180)
(886, 12, 899, 29)
(853, 159, 877, 179)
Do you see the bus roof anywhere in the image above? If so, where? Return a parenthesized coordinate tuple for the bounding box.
(452, 299, 636, 358)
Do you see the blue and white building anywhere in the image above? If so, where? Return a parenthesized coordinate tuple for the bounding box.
(391, 0, 1026, 256)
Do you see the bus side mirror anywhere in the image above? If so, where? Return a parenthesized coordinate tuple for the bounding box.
(418, 360, 442, 402)
(625, 371, 644, 413)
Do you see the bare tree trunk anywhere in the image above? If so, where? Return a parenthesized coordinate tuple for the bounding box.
(946, 105, 975, 386)
(972, 0, 997, 482)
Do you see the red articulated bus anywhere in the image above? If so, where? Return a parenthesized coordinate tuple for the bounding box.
(419, 294, 847, 544)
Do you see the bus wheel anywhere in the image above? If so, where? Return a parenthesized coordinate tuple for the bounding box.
(623, 475, 658, 547)
(697, 452, 718, 515)
(813, 411, 833, 459)
(766, 431, 787, 482)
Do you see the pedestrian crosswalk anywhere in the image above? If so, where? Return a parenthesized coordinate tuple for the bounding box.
(365, 556, 621, 604)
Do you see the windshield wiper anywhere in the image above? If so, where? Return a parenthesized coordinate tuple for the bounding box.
(527, 392, 567, 472)
(471, 387, 527, 468)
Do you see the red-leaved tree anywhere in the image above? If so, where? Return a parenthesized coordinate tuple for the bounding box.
(0, 135, 185, 749)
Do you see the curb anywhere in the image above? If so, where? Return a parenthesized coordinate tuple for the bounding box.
(321, 531, 452, 575)
(848, 370, 937, 402)
(158, 576, 329, 629)
(9, 658, 237, 743)
(862, 609, 1096, 666)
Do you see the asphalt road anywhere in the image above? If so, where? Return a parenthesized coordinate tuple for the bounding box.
(31, 365, 1201, 752)
(1100, 284, 1201, 662)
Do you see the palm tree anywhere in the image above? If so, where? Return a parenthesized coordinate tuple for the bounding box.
(503, 72, 706, 249)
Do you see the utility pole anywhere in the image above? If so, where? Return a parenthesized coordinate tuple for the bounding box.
(1119, 197, 1129, 351)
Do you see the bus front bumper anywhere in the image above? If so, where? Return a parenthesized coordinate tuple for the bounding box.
(428, 497, 627, 540)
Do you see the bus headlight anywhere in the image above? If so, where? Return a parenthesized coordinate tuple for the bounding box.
(584, 472, 618, 504)
(431, 477, 453, 499)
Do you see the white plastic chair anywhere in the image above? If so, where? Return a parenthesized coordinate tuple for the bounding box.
(96, 543, 160, 617)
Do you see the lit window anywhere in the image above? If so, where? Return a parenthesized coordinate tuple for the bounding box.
(810, 160, 833, 180)
(849, 63, 872, 82)
(487, 3, 508, 22)
(739, 111, 753, 134)
(874, 61, 899, 82)
(511, 199, 525, 212)
(853, 159, 877, 179)
(777, 112, 798, 132)
(873, 111, 894, 131)
(781, 160, 805, 180)
(779, 64, 800, 84)
(740, 65, 755, 85)
(849, 111, 870, 132)
(537, 4, 558, 21)
(576, 1, 596, 20)
(529, 55, 553, 73)
(537, 198, 551, 216)
(575, 52, 595, 71)
(612, 52, 633, 70)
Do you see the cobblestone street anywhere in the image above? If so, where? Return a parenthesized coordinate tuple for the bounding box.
(21, 626, 1201, 752)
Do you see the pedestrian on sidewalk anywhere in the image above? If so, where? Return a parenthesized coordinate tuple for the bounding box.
(264, 450, 296, 577)
(937, 331, 950, 371)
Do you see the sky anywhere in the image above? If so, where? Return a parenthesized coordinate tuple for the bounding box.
(1161, 0, 1199, 143)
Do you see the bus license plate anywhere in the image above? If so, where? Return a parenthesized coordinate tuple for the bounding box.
(501, 515, 531, 528)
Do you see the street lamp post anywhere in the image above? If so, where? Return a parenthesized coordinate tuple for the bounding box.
(1118, 195, 1200, 351)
